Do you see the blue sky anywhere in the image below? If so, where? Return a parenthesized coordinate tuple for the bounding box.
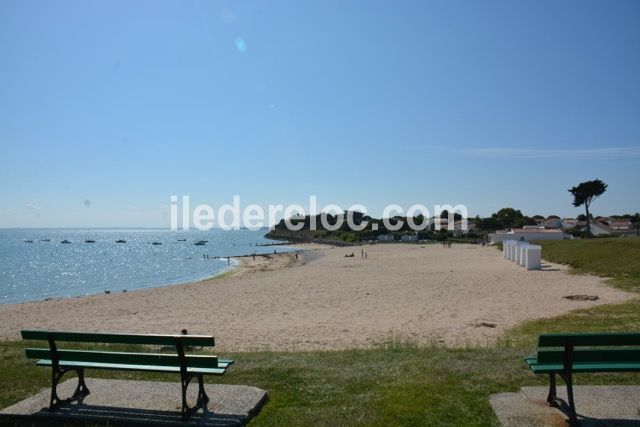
(1, 0, 639, 227)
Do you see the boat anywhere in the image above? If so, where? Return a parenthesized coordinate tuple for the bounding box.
(41, 239, 51, 242)
(115, 239, 126, 243)
(194, 240, 207, 246)
(85, 240, 96, 243)
(177, 239, 187, 242)
(61, 240, 71, 244)
(152, 242, 162, 245)
(23, 239, 34, 243)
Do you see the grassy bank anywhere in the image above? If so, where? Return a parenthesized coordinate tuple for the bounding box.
(534, 238, 640, 292)
(1, 238, 639, 425)
(3, 340, 640, 426)
(504, 237, 640, 346)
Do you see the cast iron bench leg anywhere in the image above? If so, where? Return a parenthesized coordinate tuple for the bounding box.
(560, 372, 579, 426)
(49, 367, 90, 411)
(181, 373, 209, 419)
(546, 373, 557, 405)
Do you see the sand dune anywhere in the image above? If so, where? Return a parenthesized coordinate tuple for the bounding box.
(0, 243, 632, 350)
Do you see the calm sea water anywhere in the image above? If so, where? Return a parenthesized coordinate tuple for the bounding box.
(0, 228, 294, 305)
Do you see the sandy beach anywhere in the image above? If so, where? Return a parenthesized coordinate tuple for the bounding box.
(0, 243, 633, 350)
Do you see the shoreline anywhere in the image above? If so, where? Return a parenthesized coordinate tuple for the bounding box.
(0, 245, 318, 308)
(0, 245, 307, 307)
(0, 243, 633, 350)
(1, 260, 235, 307)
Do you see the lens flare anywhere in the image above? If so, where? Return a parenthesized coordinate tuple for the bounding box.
(235, 37, 247, 53)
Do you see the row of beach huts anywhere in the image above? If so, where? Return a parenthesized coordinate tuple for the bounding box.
(502, 240, 542, 270)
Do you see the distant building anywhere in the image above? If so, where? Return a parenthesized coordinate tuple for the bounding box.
(561, 218, 579, 230)
(400, 234, 418, 242)
(489, 227, 567, 244)
(567, 220, 637, 237)
(586, 221, 616, 236)
(608, 220, 633, 231)
(377, 233, 395, 242)
(542, 217, 563, 229)
(453, 220, 475, 234)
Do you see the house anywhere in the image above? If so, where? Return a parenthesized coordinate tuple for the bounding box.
(542, 217, 563, 229)
(400, 234, 418, 242)
(586, 221, 615, 236)
(489, 227, 567, 244)
(582, 221, 638, 237)
(453, 220, 475, 234)
(561, 218, 579, 230)
(377, 233, 395, 242)
(607, 220, 633, 231)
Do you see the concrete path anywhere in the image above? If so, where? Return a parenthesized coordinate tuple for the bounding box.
(0, 378, 268, 426)
(491, 385, 640, 426)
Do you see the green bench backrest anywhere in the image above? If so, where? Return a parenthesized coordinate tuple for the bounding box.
(21, 329, 215, 347)
(537, 332, 640, 365)
(538, 332, 640, 347)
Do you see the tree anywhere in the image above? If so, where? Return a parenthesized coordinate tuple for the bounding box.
(474, 208, 536, 232)
(532, 215, 545, 224)
(568, 179, 607, 238)
(491, 207, 536, 229)
(439, 210, 463, 221)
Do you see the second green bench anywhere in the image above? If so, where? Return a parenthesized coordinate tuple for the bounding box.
(524, 332, 640, 426)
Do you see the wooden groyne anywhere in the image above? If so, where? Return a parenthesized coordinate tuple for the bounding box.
(253, 242, 293, 247)
(212, 248, 307, 259)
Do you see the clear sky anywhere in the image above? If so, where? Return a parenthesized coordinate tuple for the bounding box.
(1, 0, 639, 227)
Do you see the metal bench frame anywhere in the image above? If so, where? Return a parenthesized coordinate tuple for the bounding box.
(24, 330, 227, 419)
(545, 337, 578, 426)
(526, 332, 640, 427)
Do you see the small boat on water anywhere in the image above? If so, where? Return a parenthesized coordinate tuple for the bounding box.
(41, 239, 51, 242)
(177, 239, 187, 242)
(152, 242, 162, 245)
(115, 239, 126, 243)
(23, 239, 34, 243)
(85, 240, 96, 243)
(194, 240, 207, 246)
(61, 240, 71, 244)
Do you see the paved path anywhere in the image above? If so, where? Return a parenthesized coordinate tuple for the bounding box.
(0, 378, 268, 426)
(491, 385, 640, 426)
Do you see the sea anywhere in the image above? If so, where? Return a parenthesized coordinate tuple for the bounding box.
(0, 228, 295, 305)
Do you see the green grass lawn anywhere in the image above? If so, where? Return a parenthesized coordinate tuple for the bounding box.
(535, 238, 640, 292)
(1, 238, 639, 426)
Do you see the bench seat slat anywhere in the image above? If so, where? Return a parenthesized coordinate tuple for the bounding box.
(34, 359, 229, 375)
(25, 348, 224, 369)
(21, 329, 214, 347)
(525, 357, 640, 373)
(538, 332, 640, 347)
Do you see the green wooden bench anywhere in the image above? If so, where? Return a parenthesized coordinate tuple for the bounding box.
(524, 332, 640, 425)
(21, 329, 234, 418)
